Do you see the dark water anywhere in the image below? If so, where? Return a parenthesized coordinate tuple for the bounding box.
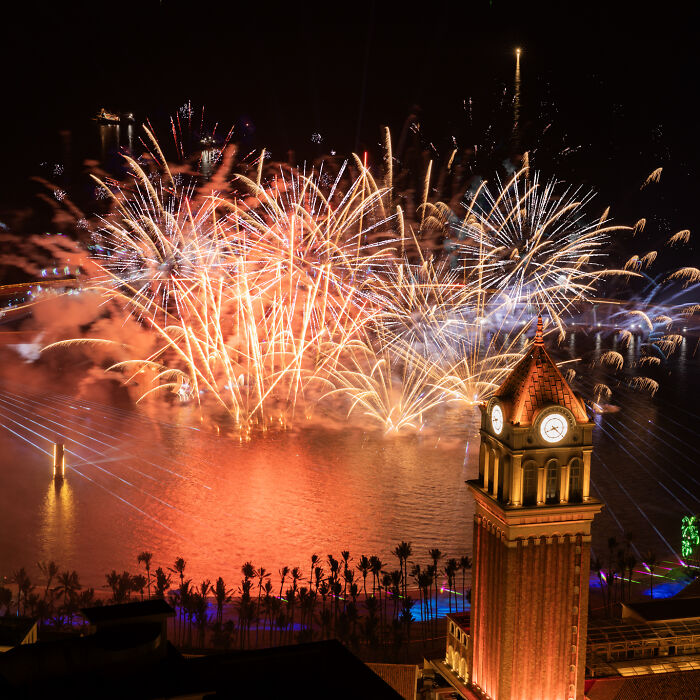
(0, 331, 697, 589)
(0, 380, 476, 587)
(1, 16, 699, 589)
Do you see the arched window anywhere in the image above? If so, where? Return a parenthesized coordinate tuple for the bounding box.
(522, 461, 538, 506)
(569, 458, 583, 502)
(459, 656, 467, 680)
(545, 459, 559, 503)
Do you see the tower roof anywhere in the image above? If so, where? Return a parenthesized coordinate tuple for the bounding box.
(495, 317, 589, 425)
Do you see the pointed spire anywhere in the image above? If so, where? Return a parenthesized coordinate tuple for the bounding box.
(534, 315, 544, 346)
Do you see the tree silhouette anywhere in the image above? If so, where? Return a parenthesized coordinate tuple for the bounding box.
(137, 552, 153, 598)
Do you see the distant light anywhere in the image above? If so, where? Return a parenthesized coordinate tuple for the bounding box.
(516, 48, 521, 56)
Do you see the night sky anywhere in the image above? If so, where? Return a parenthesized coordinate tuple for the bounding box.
(2, 1, 700, 258)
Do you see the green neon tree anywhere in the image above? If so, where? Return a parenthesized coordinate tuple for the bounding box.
(681, 515, 699, 560)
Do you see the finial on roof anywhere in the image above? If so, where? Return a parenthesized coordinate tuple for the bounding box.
(534, 315, 544, 346)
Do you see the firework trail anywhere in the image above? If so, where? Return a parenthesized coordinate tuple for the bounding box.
(11, 127, 689, 435)
(452, 167, 632, 335)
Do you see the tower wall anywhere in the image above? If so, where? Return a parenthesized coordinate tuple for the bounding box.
(470, 318, 601, 700)
(469, 503, 597, 700)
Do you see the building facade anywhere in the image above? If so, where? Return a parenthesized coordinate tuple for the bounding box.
(466, 317, 602, 700)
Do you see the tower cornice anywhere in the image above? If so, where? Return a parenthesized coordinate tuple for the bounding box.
(468, 479, 602, 542)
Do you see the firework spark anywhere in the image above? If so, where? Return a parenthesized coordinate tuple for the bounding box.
(22, 127, 690, 435)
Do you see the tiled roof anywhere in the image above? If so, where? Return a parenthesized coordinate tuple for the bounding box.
(367, 663, 418, 700)
(586, 670, 700, 700)
(495, 317, 588, 425)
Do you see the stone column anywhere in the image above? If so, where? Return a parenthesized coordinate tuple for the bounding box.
(537, 465, 546, 504)
(560, 464, 570, 504)
(511, 454, 523, 505)
(492, 452, 500, 497)
(483, 446, 490, 491)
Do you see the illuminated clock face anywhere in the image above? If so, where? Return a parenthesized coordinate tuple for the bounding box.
(540, 413, 568, 443)
(491, 404, 504, 434)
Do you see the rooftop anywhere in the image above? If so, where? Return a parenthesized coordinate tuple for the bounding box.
(588, 617, 700, 646)
(0, 637, 404, 699)
(446, 612, 470, 632)
(623, 596, 700, 622)
(366, 663, 418, 700)
(0, 618, 37, 648)
(81, 599, 174, 624)
(586, 669, 700, 700)
(495, 316, 588, 425)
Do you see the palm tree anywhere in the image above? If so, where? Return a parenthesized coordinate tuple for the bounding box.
(213, 577, 232, 625)
(238, 577, 254, 648)
(389, 570, 402, 620)
(318, 580, 330, 636)
(381, 572, 392, 629)
(54, 571, 81, 620)
(459, 555, 472, 612)
(445, 559, 458, 613)
(285, 586, 296, 644)
(297, 586, 309, 639)
(278, 566, 290, 600)
(309, 554, 319, 592)
(314, 566, 324, 597)
(170, 557, 187, 588)
(255, 567, 270, 646)
(426, 564, 436, 620)
(357, 555, 370, 599)
(363, 595, 380, 648)
(344, 568, 356, 611)
(37, 561, 59, 602)
(291, 567, 302, 595)
(369, 556, 383, 598)
(429, 548, 443, 630)
(105, 570, 120, 601)
(418, 571, 432, 640)
(644, 550, 658, 599)
(340, 552, 351, 606)
(154, 567, 172, 599)
(34, 597, 51, 626)
(262, 579, 274, 638)
(11, 568, 32, 616)
(394, 542, 413, 599)
(197, 581, 211, 612)
(137, 552, 153, 598)
(132, 574, 147, 600)
(177, 578, 193, 645)
(241, 562, 256, 587)
(170, 557, 187, 636)
(410, 564, 423, 623)
(192, 592, 208, 647)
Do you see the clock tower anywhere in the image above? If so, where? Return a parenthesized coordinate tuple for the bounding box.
(466, 317, 602, 700)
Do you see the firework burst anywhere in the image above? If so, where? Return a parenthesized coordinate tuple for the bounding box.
(453, 167, 631, 333)
(28, 127, 691, 436)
